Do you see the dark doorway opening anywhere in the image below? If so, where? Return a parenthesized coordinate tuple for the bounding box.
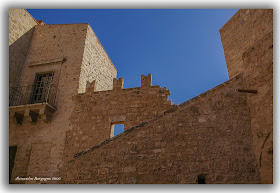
(198, 174, 206, 184)
(9, 146, 17, 183)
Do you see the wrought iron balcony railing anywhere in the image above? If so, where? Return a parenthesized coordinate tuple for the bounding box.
(9, 83, 59, 108)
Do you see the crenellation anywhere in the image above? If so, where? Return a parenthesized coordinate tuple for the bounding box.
(113, 78, 124, 90)
(141, 74, 152, 88)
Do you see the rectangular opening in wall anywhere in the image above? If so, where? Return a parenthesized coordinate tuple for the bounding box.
(197, 174, 206, 184)
(31, 72, 54, 104)
(111, 123, 124, 137)
(9, 146, 17, 183)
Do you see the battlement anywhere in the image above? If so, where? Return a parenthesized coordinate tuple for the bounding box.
(66, 73, 175, 160)
(113, 78, 124, 90)
(85, 74, 169, 96)
(141, 74, 152, 88)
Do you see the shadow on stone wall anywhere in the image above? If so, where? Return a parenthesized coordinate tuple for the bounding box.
(9, 27, 35, 87)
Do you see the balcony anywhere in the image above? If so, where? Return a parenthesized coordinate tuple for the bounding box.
(9, 83, 59, 124)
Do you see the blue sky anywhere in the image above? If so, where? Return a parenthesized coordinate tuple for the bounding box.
(27, 9, 238, 104)
(114, 124, 124, 136)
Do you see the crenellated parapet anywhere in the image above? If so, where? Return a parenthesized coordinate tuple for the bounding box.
(141, 74, 152, 88)
(81, 74, 172, 104)
(66, 73, 175, 161)
(85, 74, 164, 94)
(113, 78, 124, 90)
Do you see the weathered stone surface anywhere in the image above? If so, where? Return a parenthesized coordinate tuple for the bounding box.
(78, 25, 117, 93)
(220, 9, 273, 184)
(9, 10, 118, 184)
(9, 9, 273, 184)
(241, 32, 273, 184)
(9, 9, 37, 87)
(61, 75, 261, 184)
(220, 9, 273, 79)
(64, 79, 174, 161)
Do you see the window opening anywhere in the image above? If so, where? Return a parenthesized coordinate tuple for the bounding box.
(31, 72, 54, 104)
(111, 123, 124, 137)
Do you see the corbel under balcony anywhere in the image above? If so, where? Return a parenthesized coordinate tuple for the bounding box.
(9, 103, 56, 125)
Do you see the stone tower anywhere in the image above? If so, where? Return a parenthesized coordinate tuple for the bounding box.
(220, 9, 273, 183)
(9, 9, 117, 183)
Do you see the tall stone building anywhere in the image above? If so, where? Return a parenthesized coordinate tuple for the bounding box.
(9, 9, 273, 184)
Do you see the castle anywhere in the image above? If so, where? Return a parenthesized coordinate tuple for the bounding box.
(9, 9, 273, 184)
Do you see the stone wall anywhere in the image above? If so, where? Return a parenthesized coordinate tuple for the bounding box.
(220, 9, 273, 184)
(25, 143, 53, 184)
(62, 75, 261, 184)
(9, 9, 38, 46)
(64, 74, 175, 162)
(9, 9, 38, 86)
(78, 25, 117, 93)
(9, 23, 90, 183)
(241, 32, 273, 183)
(220, 9, 273, 79)
(18, 24, 88, 88)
